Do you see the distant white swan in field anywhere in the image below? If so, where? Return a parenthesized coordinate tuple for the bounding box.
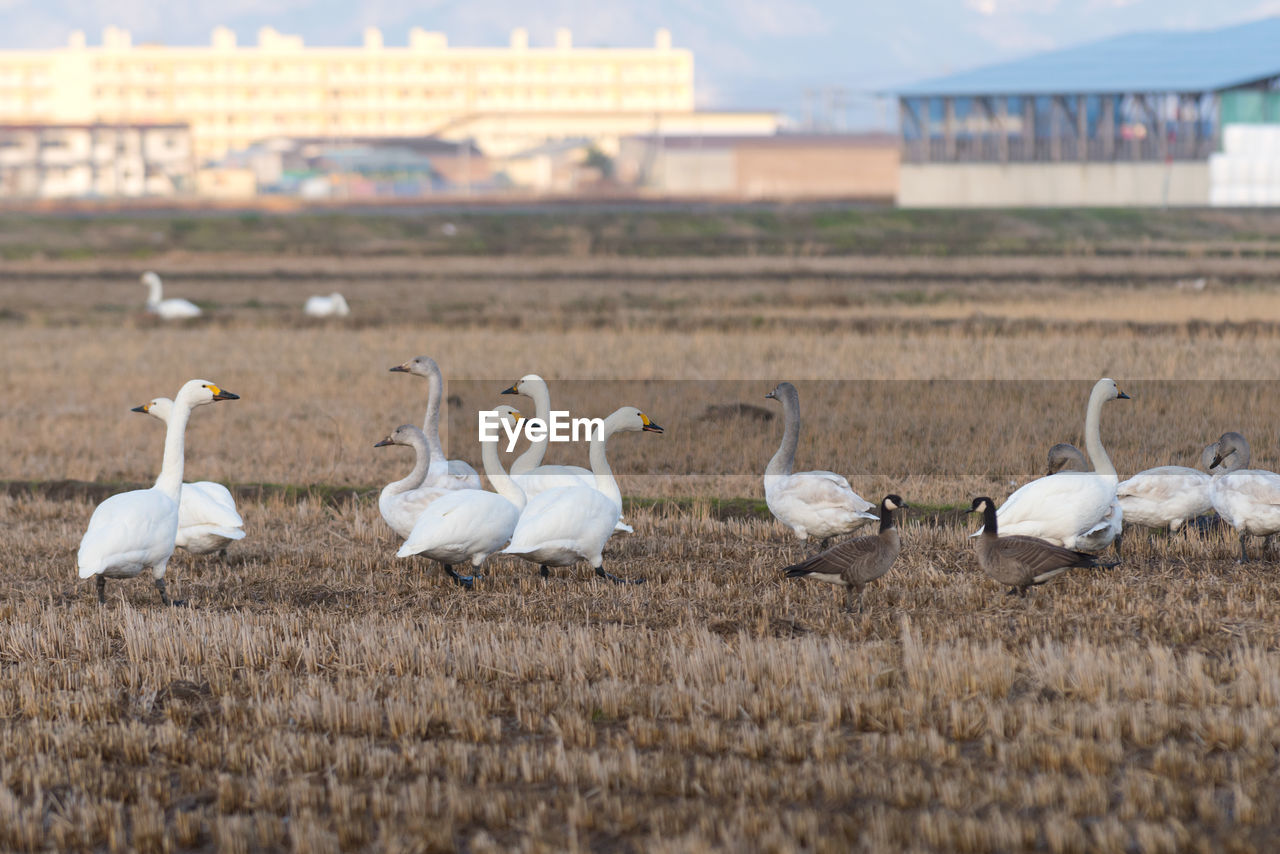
(1207, 431, 1280, 562)
(304, 292, 350, 318)
(502, 406, 662, 583)
(396, 406, 526, 588)
(976, 378, 1129, 552)
(133, 397, 245, 555)
(375, 424, 452, 539)
(141, 271, 202, 319)
(501, 373, 634, 531)
(1117, 439, 1222, 533)
(78, 379, 238, 604)
(763, 382, 877, 549)
(390, 355, 482, 490)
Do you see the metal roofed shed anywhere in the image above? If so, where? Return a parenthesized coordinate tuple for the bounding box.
(892, 16, 1280, 207)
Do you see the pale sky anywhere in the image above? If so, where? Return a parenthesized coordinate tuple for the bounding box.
(3, 0, 1278, 126)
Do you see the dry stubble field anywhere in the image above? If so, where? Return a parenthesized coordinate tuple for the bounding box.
(4, 223, 1280, 852)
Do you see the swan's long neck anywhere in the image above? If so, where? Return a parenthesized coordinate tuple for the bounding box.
(388, 433, 432, 497)
(420, 366, 448, 475)
(766, 392, 799, 478)
(481, 432, 526, 510)
(588, 414, 623, 512)
(145, 277, 162, 305)
(1083, 386, 1116, 479)
(153, 395, 194, 501)
(512, 380, 553, 471)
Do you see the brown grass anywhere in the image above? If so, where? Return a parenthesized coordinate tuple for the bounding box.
(4, 252, 1280, 850)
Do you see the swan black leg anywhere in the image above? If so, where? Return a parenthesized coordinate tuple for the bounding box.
(154, 577, 185, 607)
(1239, 534, 1250, 564)
(540, 565, 551, 579)
(595, 563, 645, 585)
(1113, 531, 1123, 559)
(96, 575, 106, 604)
(443, 564, 477, 590)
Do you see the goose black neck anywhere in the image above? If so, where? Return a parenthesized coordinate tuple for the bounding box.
(982, 502, 998, 536)
(879, 503, 896, 533)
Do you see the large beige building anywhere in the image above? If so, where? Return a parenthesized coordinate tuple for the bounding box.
(0, 25, 775, 164)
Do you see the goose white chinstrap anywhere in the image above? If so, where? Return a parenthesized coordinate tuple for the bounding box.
(132, 397, 245, 554)
(502, 406, 662, 584)
(389, 356, 482, 490)
(396, 406, 526, 588)
(763, 382, 877, 549)
(977, 378, 1129, 552)
(141, 271, 202, 319)
(78, 380, 238, 604)
(1206, 432, 1280, 563)
(501, 373, 636, 532)
(304, 292, 350, 318)
(374, 425, 453, 539)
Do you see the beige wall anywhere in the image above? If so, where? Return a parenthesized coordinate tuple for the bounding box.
(736, 144, 897, 199)
(898, 162, 1211, 207)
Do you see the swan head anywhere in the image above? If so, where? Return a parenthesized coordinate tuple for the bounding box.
(492, 404, 523, 428)
(1094, 378, 1130, 402)
(881, 494, 907, 513)
(764, 382, 798, 402)
(607, 406, 664, 435)
(501, 374, 544, 396)
(1046, 442, 1089, 475)
(374, 423, 428, 449)
(1210, 431, 1250, 471)
(389, 355, 440, 377)
(175, 379, 238, 407)
(1201, 440, 1221, 471)
(131, 397, 174, 422)
(140, 271, 161, 288)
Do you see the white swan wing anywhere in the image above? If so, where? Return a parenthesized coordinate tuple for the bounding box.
(514, 465, 596, 500)
(987, 472, 1116, 544)
(421, 459, 483, 491)
(77, 489, 179, 578)
(1117, 466, 1212, 528)
(397, 490, 520, 560)
(503, 486, 619, 563)
(765, 470, 877, 540)
(379, 482, 451, 539)
(179, 481, 243, 530)
(154, 298, 202, 319)
(1213, 470, 1280, 533)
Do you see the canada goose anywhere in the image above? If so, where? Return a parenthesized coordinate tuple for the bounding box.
(764, 382, 877, 549)
(975, 378, 1129, 552)
(968, 496, 1109, 596)
(1207, 432, 1280, 562)
(141, 272, 202, 319)
(782, 494, 905, 612)
(389, 356, 482, 490)
(78, 380, 238, 605)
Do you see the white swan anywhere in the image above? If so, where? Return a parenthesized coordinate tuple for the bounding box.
(132, 397, 245, 555)
(304, 292, 350, 317)
(500, 374, 596, 488)
(396, 406, 526, 588)
(141, 271, 202, 319)
(374, 424, 452, 539)
(501, 373, 635, 532)
(1207, 432, 1280, 562)
(389, 355, 482, 490)
(763, 382, 877, 549)
(1117, 439, 1221, 533)
(502, 406, 662, 583)
(978, 378, 1129, 552)
(78, 379, 238, 604)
